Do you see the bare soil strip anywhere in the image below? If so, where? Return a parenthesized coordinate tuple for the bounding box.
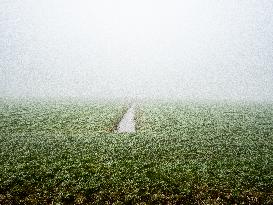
(117, 104, 136, 133)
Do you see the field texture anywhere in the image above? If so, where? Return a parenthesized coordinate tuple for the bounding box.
(135, 102, 273, 204)
(0, 100, 273, 204)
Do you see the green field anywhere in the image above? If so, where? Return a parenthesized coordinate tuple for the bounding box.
(0, 100, 273, 204)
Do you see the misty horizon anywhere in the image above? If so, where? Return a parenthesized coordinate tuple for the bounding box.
(1, 0, 273, 101)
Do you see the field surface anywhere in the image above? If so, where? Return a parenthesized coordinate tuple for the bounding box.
(0, 100, 273, 204)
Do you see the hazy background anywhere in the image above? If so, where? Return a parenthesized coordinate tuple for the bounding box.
(1, 0, 273, 101)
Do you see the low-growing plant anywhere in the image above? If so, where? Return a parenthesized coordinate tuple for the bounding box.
(0, 100, 272, 204)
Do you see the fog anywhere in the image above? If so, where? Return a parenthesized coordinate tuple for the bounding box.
(1, 0, 273, 101)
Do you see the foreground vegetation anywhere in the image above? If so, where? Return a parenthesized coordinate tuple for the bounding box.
(135, 102, 273, 204)
(0, 100, 273, 204)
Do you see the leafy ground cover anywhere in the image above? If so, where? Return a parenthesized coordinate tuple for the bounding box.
(0, 100, 273, 204)
(134, 102, 273, 204)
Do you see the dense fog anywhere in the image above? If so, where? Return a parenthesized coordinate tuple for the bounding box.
(1, 0, 273, 101)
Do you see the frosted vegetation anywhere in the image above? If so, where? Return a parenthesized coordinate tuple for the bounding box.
(0, 100, 272, 204)
(1, 0, 273, 203)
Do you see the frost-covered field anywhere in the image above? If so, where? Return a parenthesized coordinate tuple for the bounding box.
(0, 100, 273, 204)
(135, 102, 273, 203)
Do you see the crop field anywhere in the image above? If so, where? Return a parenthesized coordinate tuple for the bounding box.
(0, 100, 273, 204)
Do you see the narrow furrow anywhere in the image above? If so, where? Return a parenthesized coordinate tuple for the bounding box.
(117, 104, 136, 133)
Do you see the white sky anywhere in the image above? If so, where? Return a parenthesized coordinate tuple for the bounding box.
(1, 0, 273, 101)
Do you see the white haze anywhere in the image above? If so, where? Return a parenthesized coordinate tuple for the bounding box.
(1, 0, 273, 101)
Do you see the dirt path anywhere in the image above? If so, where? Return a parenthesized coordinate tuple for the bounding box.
(117, 104, 136, 133)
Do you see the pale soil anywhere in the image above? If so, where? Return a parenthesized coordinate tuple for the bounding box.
(117, 104, 136, 133)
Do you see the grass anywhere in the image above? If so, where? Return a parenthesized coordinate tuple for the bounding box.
(0, 100, 273, 204)
(135, 102, 273, 203)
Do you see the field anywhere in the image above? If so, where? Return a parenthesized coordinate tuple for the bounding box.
(0, 100, 273, 204)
